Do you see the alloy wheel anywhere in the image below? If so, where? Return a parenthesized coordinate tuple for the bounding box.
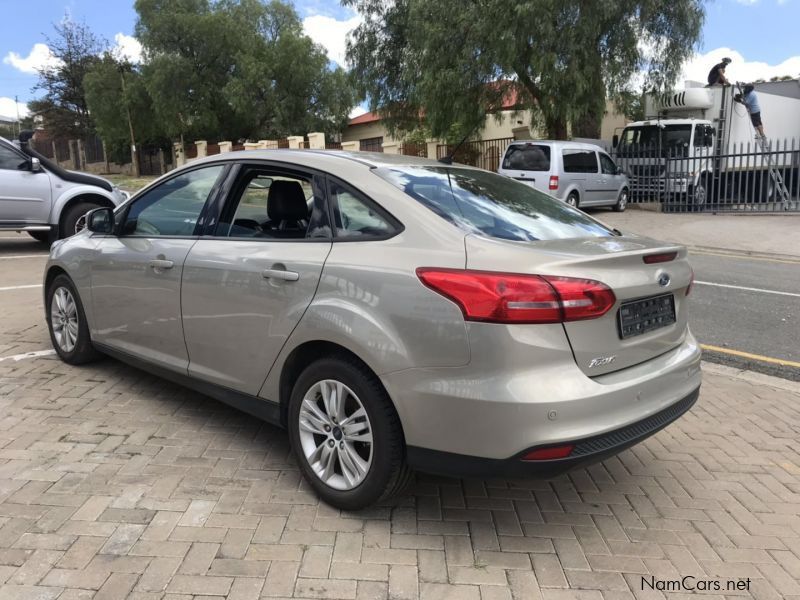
(618, 191, 627, 210)
(298, 379, 373, 490)
(74, 214, 88, 234)
(566, 194, 578, 207)
(51, 287, 79, 353)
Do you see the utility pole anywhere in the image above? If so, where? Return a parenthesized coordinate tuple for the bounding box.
(119, 66, 140, 177)
(14, 95, 20, 138)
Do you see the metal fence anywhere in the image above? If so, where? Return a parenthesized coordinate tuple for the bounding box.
(613, 138, 800, 213)
(325, 141, 343, 150)
(360, 137, 384, 152)
(400, 142, 427, 158)
(83, 136, 105, 164)
(31, 138, 54, 159)
(436, 137, 514, 172)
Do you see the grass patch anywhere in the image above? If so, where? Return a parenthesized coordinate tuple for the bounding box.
(102, 173, 159, 194)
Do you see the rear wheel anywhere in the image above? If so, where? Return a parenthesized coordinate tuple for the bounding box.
(288, 355, 411, 510)
(60, 201, 101, 239)
(45, 274, 101, 364)
(613, 189, 628, 212)
(565, 191, 579, 208)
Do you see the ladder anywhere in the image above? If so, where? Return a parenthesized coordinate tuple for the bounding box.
(754, 136, 791, 206)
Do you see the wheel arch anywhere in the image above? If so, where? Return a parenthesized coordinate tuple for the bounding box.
(54, 193, 115, 231)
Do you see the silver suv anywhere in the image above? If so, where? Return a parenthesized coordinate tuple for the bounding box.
(499, 140, 629, 211)
(44, 150, 700, 509)
(0, 135, 127, 242)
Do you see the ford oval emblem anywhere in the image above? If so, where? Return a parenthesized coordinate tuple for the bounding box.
(658, 273, 671, 287)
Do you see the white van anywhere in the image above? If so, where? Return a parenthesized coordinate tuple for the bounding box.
(498, 140, 629, 211)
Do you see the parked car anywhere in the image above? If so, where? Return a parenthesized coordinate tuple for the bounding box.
(498, 140, 629, 211)
(0, 134, 127, 243)
(44, 150, 700, 509)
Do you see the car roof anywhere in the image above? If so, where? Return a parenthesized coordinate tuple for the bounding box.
(186, 149, 479, 171)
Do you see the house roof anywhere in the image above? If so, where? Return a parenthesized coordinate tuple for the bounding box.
(348, 81, 526, 125)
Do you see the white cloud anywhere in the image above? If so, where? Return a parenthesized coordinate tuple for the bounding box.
(302, 13, 362, 67)
(349, 105, 368, 119)
(0, 97, 30, 121)
(112, 33, 143, 64)
(3, 43, 61, 74)
(680, 47, 800, 85)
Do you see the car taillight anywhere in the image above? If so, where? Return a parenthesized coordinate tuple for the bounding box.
(416, 269, 615, 324)
(522, 445, 574, 461)
(643, 252, 677, 264)
(549, 175, 559, 190)
(686, 267, 694, 296)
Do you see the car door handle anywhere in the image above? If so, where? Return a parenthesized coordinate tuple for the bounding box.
(262, 268, 299, 282)
(149, 259, 174, 270)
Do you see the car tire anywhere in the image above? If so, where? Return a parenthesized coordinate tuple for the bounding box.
(28, 231, 52, 244)
(46, 274, 102, 365)
(613, 189, 628, 212)
(565, 191, 580, 208)
(60, 201, 100, 239)
(288, 355, 411, 510)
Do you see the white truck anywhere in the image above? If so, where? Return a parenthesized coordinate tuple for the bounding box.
(612, 79, 800, 210)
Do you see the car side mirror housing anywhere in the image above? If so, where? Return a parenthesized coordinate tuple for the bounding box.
(612, 134, 619, 148)
(616, 166, 624, 175)
(87, 207, 114, 234)
(30, 157, 42, 172)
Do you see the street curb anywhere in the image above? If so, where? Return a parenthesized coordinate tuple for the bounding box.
(688, 245, 800, 263)
(701, 361, 800, 394)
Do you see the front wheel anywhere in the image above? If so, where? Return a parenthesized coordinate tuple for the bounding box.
(689, 179, 708, 213)
(60, 201, 101, 239)
(46, 274, 101, 364)
(288, 356, 411, 510)
(613, 189, 628, 212)
(565, 192, 579, 208)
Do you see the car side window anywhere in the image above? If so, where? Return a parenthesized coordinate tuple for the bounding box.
(599, 153, 617, 175)
(562, 150, 599, 174)
(215, 166, 329, 240)
(123, 165, 224, 236)
(0, 144, 27, 170)
(329, 180, 397, 239)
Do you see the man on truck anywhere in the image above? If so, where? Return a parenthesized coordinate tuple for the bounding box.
(734, 84, 765, 139)
(707, 57, 732, 86)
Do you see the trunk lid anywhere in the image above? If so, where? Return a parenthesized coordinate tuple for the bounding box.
(465, 234, 692, 376)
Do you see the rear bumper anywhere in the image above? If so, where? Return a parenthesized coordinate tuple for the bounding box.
(406, 385, 699, 478)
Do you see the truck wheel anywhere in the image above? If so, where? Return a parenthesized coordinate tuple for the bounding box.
(60, 201, 100, 239)
(690, 179, 708, 213)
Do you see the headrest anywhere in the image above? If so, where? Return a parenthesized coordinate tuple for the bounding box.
(267, 180, 308, 221)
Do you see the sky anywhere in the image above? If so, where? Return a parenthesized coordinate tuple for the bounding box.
(1, 0, 798, 121)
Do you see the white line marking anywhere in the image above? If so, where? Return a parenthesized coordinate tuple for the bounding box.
(0, 284, 42, 292)
(0, 349, 56, 363)
(0, 254, 49, 260)
(695, 280, 800, 298)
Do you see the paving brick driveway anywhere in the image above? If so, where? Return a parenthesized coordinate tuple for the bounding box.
(1, 237, 799, 600)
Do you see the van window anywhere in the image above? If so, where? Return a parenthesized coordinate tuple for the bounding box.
(562, 150, 598, 173)
(501, 144, 550, 171)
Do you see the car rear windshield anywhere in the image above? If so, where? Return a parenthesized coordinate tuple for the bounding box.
(375, 166, 613, 242)
(501, 144, 550, 171)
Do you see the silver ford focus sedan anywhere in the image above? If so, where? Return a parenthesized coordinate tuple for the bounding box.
(44, 150, 701, 509)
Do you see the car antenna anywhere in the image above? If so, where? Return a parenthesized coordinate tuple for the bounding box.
(438, 123, 482, 164)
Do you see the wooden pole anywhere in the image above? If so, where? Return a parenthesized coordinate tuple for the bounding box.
(119, 67, 140, 177)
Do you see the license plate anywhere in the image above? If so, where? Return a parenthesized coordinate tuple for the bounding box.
(618, 293, 676, 339)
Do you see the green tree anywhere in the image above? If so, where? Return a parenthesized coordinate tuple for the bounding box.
(84, 53, 167, 170)
(134, 0, 356, 141)
(29, 17, 106, 138)
(345, 0, 705, 139)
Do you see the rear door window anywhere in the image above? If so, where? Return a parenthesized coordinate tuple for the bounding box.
(562, 150, 599, 173)
(502, 144, 551, 171)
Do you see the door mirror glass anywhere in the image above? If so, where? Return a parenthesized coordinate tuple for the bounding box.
(87, 207, 114, 234)
(30, 157, 42, 172)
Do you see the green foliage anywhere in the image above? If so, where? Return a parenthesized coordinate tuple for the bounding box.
(345, 0, 705, 139)
(29, 17, 107, 138)
(134, 0, 357, 141)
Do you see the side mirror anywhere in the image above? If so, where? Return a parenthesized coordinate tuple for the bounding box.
(86, 207, 114, 234)
(30, 157, 42, 172)
(704, 135, 714, 147)
(612, 134, 619, 148)
(616, 166, 625, 175)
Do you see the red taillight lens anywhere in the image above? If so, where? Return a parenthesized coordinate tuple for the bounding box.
(549, 175, 559, 190)
(686, 267, 694, 296)
(522, 445, 574, 461)
(416, 269, 615, 324)
(643, 252, 677, 264)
